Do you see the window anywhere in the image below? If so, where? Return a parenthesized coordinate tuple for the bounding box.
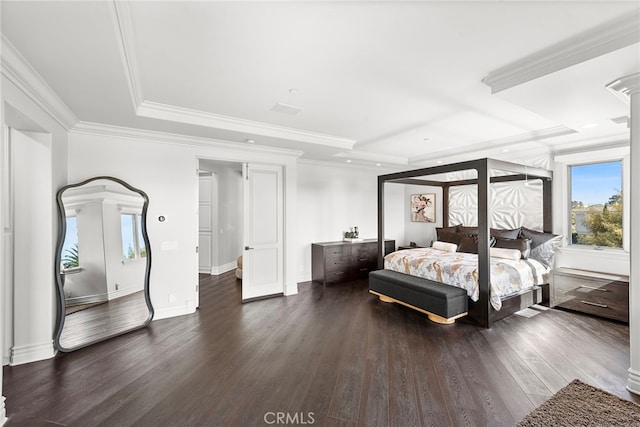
(62, 216, 79, 268)
(121, 213, 146, 259)
(570, 161, 622, 248)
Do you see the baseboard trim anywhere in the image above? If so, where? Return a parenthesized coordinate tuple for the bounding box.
(211, 261, 236, 276)
(66, 293, 108, 306)
(10, 341, 55, 365)
(628, 367, 640, 395)
(152, 304, 196, 321)
(107, 285, 142, 300)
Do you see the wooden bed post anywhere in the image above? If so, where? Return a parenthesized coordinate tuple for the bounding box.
(543, 178, 553, 233)
(476, 160, 491, 328)
(377, 175, 385, 269)
(443, 185, 450, 227)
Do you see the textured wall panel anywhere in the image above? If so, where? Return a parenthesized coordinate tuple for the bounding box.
(449, 180, 543, 230)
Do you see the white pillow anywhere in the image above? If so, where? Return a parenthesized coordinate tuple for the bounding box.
(490, 247, 521, 260)
(432, 241, 458, 252)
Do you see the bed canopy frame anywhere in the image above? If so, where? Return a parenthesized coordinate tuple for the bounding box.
(377, 158, 553, 327)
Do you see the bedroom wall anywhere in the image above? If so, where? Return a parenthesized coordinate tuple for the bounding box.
(67, 130, 300, 319)
(404, 185, 443, 247)
(1, 75, 68, 366)
(296, 161, 405, 282)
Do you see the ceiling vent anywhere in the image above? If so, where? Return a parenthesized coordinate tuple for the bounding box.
(271, 102, 303, 116)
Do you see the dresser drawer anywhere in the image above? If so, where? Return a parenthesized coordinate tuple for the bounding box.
(312, 240, 395, 286)
(553, 268, 629, 323)
(556, 297, 628, 323)
(324, 269, 350, 284)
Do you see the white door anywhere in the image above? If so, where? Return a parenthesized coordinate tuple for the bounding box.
(242, 163, 284, 301)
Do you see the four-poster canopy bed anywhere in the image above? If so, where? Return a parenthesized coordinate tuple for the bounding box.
(375, 158, 555, 328)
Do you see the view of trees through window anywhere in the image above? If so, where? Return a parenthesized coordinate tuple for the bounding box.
(62, 216, 79, 268)
(121, 213, 147, 259)
(570, 161, 623, 248)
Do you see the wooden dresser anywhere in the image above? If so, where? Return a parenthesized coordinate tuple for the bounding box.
(312, 239, 395, 286)
(552, 268, 629, 323)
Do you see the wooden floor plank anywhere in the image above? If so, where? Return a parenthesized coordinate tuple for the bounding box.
(3, 273, 636, 427)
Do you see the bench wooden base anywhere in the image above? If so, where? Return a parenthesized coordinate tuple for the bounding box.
(370, 290, 468, 325)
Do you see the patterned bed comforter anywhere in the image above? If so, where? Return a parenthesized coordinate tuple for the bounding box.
(384, 248, 550, 310)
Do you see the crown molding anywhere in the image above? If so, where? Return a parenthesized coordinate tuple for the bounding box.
(110, 1, 355, 149)
(333, 150, 409, 165)
(72, 121, 304, 158)
(1, 34, 78, 130)
(409, 125, 576, 164)
(482, 13, 640, 94)
(136, 100, 356, 149)
(606, 72, 640, 102)
(297, 157, 401, 174)
(112, 0, 144, 110)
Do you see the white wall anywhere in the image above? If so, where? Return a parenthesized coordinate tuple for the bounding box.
(68, 131, 300, 318)
(296, 161, 405, 281)
(404, 185, 443, 247)
(1, 75, 68, 367)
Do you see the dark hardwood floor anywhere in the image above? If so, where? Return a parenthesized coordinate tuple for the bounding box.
(60, 291, 150, 349)
(3, 272, 637, 426)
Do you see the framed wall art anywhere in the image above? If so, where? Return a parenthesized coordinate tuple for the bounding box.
(410, 193, 435, 223)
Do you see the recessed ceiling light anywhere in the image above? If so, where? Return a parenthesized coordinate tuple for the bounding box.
(289, 88, 299, 95)
(582, 123, 598, 129)
(346, 160, 352, 163)
(436, 160, 443, 164)
(376, 163, 381, 167)
(245, 139, 255, 144)
(502, 148, 510, 153)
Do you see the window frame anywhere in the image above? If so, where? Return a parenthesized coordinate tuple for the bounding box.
(120, 210, 146, 261)
(557, 147, 630, 253)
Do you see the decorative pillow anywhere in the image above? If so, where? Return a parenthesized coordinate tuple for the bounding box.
(494, 237, 531, 259)
(436, 224, 460, 234)
(457, 234, 478, 254)
(519, 227, 559, 249)
(529, 235, 563, 268)
(489, 247, 521, 260)
(436, 230, 462, 245)
(432, 241, 458, 252)
(458, 225, 479, 236)
(490, 227, 521, 240)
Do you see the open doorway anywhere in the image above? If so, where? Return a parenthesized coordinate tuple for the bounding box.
(198, 159, 243, 278)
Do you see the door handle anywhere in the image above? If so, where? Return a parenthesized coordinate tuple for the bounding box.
(245, 246, 254, 250)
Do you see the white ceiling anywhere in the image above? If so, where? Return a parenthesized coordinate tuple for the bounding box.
(1, 1, 639, 167)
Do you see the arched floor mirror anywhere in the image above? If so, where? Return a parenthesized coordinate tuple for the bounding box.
(54, 176, 153, 351)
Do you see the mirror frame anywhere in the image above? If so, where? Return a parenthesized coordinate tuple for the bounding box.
(53, 176, 153, 352)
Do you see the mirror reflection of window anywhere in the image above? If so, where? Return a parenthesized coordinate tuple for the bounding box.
(62, 216, 79, 268)
(121, 213, 146, 259)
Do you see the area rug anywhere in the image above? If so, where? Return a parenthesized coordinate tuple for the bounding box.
(517, 379, 640, 426)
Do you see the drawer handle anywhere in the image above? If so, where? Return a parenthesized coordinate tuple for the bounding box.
(334, 272, 344, 276)
(581, 300, 609, 308)
(359, 268, 368, 271)
(359, 258, 368, 262)
(579, 285, 609, 292)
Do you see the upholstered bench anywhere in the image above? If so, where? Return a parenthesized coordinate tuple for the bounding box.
(369, 269, 468, 324)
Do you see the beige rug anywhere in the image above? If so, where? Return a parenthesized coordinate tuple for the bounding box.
(517, 379, 640, 426)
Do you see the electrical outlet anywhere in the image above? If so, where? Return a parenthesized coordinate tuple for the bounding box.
(115, 283, 119, 290)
